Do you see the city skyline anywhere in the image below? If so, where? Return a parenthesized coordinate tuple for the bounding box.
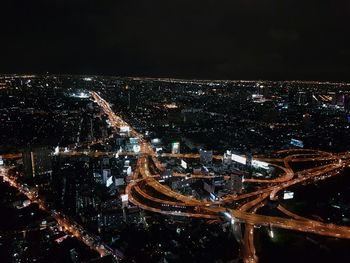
(1, 75, 350, 262)
(1, 1, 350, 263)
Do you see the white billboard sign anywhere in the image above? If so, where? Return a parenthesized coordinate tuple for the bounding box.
(120, 126, 130, 133)
(231, 154, 247, 165)
(181, 159, 187, 169)
(121, 194, 128, 202)
(283, 191, 294, 200)
(252, 159, 269, 169)
(133, 145, 141, 153)
(106, 176, 113, 187)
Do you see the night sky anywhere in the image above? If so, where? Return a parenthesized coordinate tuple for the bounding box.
(1, 1, 350, 80)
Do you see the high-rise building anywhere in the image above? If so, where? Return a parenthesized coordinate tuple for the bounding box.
(199, 149, 213, 164)
(344, 94, 350, 112)
(22, 148, 52, 178)
(171, 142, 180, 154)
(102, 169, 111, 185)
(226, 174, 243, 194)
(297, 92, 308, 105)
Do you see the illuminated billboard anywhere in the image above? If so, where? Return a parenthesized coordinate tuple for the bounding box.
(133, 145, 141, 153)
(231, 154, 246, 165)
(181, 159, 187, 169)
(151, 138, 161, 144)
(283, 191, 294, 200)
(106, 176, 113, 187)
(290, 139, 304, 148)
(54, 146, 59, 155)
(252, 159, 269, 169)
(120, 126, 130, 133)
(171, 142, 180, 154)
(121, 194, 128, 202)
(55, 235, 69, 244)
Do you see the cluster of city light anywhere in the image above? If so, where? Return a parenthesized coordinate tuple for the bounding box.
(3, 91, 348, 263)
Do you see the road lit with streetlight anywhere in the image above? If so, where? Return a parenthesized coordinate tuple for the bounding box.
(91, 92, 350, 263)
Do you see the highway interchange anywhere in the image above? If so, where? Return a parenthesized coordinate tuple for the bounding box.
(1, 91, 350, 263)
(91, 91, 350, 263)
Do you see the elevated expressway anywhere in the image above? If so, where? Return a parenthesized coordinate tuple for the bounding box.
(91, 91, 350, 262)
(3, 92, 349, 263)
(3, 91, 346, 263)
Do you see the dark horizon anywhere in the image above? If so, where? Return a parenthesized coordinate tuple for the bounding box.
(1, 1, 350, 81)
(3, 73, 350, 85)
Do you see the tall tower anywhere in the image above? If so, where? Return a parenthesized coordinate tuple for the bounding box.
(344, 94, 350, 112)
(125, 85, 131, 109)
(22, 148, 52, 178)
(90, 118, 94, 141)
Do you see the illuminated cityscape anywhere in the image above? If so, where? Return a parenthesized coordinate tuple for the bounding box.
(2, 1, 350, 263)
(0, 75, 350, 263)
